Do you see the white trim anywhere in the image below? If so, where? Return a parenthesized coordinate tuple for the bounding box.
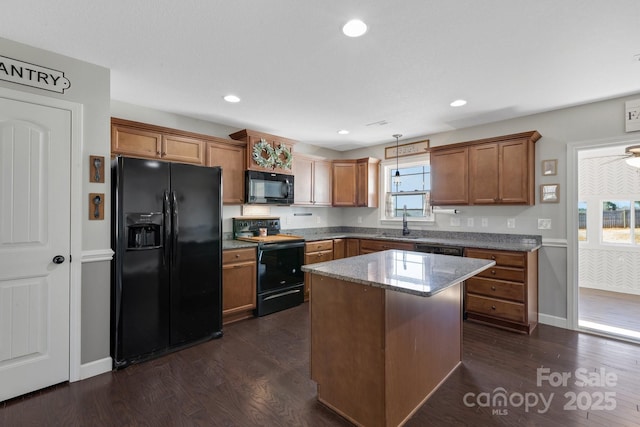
(80, 357, 112, 380)
(81, 249, 114, 263)
(566, 134, 640, 332)
(538, 314, 568, 329)
(541, 238, 568, 248)
(0, 87, 84, 383)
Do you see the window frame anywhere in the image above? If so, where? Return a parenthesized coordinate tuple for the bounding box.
(379, 154, 434, 223)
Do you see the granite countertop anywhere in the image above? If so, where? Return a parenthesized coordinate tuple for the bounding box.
(302, 249, 495, 297)
(223, 229, 542, 252)
(222, 239, 257, 250)
(295, 231, 541, 252)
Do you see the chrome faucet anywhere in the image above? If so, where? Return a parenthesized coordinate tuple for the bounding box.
(402, 205, 410, 236)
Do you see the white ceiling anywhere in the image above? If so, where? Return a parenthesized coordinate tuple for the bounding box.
(2, 1, 640, 150)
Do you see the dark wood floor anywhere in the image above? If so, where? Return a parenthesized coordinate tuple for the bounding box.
(580, 288, 640, 339)
(2, 302, 639, 426)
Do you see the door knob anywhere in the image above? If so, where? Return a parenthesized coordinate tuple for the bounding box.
(52, 255, 65, 264)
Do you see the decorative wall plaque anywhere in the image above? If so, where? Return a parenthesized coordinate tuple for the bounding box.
(625, 99, 640, 132)
(90, 155, 105, 183)
(0, 55, 71, 93)
(89, 193, 104, 220)
(385, 139, 430, 159)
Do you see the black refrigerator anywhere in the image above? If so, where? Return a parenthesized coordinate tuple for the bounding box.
(111, 156, 223, 368)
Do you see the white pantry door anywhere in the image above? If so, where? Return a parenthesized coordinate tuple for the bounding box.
(0, 95, 71, 401)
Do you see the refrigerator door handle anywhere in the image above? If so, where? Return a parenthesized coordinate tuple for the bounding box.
(172, 191, 179, 265)
(163, 190, 170, 267)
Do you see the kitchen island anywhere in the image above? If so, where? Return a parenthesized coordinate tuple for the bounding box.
(302, 250, 495, 427)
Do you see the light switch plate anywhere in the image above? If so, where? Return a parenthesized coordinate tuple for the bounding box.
(481, 218, 488, 227)
(538, 218, 552, 229)
(467, 218, 474, 227)
(450, 217, 461, 227)
(507, 218, 516, 228)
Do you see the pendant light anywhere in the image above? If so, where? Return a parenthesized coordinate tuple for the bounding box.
(392, 134, 402, 191)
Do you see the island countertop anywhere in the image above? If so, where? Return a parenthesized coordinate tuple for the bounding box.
(301, 249, 495, 297)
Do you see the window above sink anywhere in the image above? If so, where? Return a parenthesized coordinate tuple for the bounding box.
(380, 156, 434, 223)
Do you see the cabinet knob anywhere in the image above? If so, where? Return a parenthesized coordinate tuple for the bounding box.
(491, 286, 496, 291)
(235, 254, 240, 258)
(491, 270, 496, 275)
(491, 255, 496, 260)
(491, 305, 496, 310)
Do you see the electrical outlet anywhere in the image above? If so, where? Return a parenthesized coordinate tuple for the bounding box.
(538, 218, 552, 229)
(507, 218, 516, 228)
(357, 216, 362, 224)
(467, 218, 474, 227)
(450, 217, 461, 227)
(481, 218, 488, 227)
(316, 216, 322, 224)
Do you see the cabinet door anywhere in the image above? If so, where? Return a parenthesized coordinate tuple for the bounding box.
(355, 159, 379, 208)
(293, 155, 314, 205)
(222, 261, 257, 315)
(469, 143, 499, 204)
(346, 239, 360, 257)
(333, 239, 346, 259)
(111, 125, 161, 159)
(207, 142, 246, 204)
(430, 147, 469, 205)
(332, 162, 357, 206)
(162, 134, 204, 165)
(313, 159, 333, 206)
(499, 139, 530, 204)
(356, 161, 368, 207)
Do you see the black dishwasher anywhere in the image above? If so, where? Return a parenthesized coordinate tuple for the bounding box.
(414, 243, 467, 318)
(414, 243, 464, 257)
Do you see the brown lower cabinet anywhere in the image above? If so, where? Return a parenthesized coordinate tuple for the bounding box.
(303, 240, 334, 301)
(222, 248, 257, 325)
(464, 247, 538, 334)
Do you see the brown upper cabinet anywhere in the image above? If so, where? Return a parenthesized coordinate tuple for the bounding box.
(293, 153, 332, 206)
(206, 141, 246, 205)
(430, 131, 541, 206)
(112, 120, 204, 165)
(229, 129, 296, 175)
(332, 157, 380, 207)
(111, 118, 247, 205)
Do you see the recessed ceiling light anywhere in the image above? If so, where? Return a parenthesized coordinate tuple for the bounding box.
(223, 95, 240, 103)
(450, 99, 467, 107)
(342, 19, 367, 37)
(337, 129, 350, 135)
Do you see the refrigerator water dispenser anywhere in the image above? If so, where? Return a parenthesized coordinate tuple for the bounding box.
(126, 213, 163, 248)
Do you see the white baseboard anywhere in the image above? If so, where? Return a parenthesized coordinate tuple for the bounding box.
(539, 313, 568, 329)
(79, 357, 112, 380)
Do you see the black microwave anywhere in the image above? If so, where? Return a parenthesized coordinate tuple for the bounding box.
(245, 170, 294, 205)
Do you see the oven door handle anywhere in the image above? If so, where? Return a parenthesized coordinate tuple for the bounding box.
(263, 288, 301, 301)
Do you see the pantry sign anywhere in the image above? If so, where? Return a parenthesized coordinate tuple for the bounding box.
(0, 55, 71, 93)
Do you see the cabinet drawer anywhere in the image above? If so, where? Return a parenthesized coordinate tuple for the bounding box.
(360, 239, 415, 252)
(466, 294, 525, 323)
(466, 277, 524, 302)
(465, 248, 525, 268)
(304, 250, 333, 265)
(305, 240, 333, 252)
(476, 266, 524, 282)
(223, 247, 256, 264)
